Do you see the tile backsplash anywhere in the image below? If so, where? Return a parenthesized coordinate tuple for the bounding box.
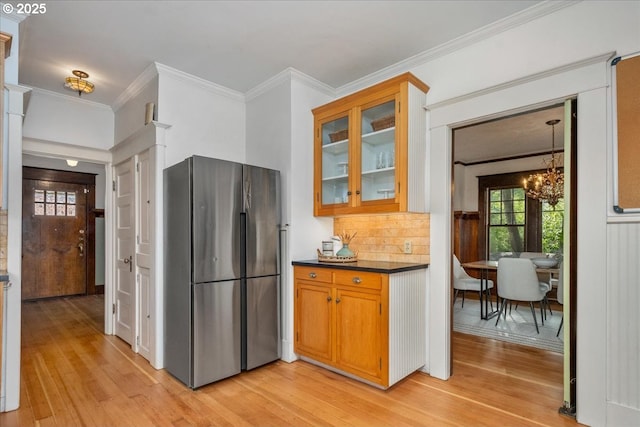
(333, 212, 430, 263)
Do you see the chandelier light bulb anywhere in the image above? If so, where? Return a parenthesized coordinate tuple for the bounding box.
(523, 119, 564, 207)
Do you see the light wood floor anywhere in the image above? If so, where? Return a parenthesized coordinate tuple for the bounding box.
(1, 295, 581, 427)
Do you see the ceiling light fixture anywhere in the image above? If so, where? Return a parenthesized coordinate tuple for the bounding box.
(66, 159, 78, 167)
(523, 119, 564, 207)
(64, 70, 94, 96)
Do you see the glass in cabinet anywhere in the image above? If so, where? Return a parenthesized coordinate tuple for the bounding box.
(319, 114, 350, 206)
(360, 99, 396, 203)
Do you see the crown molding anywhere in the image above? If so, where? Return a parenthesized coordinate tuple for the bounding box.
(112, 62, 159, 112)
(336, 0, 580, 97)
(155, 62, 245, 103)
(245, 67, 336, 101)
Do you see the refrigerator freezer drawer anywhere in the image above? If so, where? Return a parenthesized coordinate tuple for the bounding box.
(193, 280, 241, 388)
(244, 275, 280, 370)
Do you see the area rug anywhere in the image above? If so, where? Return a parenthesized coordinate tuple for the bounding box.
(453, 299, 564, 354)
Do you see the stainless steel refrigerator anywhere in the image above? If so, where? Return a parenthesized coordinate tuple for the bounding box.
(164, 155, 280, 389)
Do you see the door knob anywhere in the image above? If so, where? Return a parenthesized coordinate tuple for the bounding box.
(123, 255, 132, 272)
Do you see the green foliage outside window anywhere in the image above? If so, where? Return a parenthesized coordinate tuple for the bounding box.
(487, 188, 564, 257)
(542, 200, 564, 253)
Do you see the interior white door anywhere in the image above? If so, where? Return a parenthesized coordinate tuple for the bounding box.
(137, 267, 151, 359)
(114, 159, 135, 345)
(136, 150, 153, 360)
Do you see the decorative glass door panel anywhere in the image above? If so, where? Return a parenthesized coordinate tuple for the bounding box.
(360, 100, 396, 202)
(321, 115, 349, 206)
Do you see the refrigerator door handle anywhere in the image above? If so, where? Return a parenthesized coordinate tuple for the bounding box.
(244, 177, 251, 210)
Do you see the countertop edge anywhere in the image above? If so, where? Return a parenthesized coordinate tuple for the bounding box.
(292, 260, 429, 274)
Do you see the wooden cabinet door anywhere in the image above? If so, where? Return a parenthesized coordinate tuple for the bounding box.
(314, 110, 352, 216)
(294, 282, 333, 363)
(356, 94, 400, 212)
(335, 288, 382, 383)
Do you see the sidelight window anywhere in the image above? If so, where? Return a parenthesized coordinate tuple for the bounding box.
(34, 189, 76, 217)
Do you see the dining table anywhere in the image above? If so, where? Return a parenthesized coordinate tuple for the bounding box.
(462, 259, 560, 320)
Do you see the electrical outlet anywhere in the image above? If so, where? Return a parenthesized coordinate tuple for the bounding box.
(403, 240, 412, 254)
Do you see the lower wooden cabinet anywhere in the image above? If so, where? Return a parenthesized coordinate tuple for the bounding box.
(295, 282, 333, 362)
(293, 264, 424, 388)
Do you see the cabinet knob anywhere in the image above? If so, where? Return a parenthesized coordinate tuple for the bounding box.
(352, 277, 362, 284)
(347, 191, 352, 196)
(326, 296, 332, 302)
(355, 190, 361, 195)
(309, 272, 317, 279)
(335, 298, 341, 304)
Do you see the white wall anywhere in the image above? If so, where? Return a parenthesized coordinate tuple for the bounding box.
(245, 76, 291, 172)
(158, 66, 246, 168)
(23, 90, 114, 150)
(114, 75, 158, 145)
(245, 70, 334, 362)
(410, 1, 639, 106)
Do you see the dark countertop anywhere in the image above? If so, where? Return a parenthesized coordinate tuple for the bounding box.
(292, 259, 428, 274)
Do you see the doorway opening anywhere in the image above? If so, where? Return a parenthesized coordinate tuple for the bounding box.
(450, 101, 576, 414)
(21, 166, 100, 300)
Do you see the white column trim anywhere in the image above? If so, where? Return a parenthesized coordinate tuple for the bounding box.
(2, 83, 31, 412)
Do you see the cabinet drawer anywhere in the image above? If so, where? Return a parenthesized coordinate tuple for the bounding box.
(334, 270, 382, 290)
(294, 266, 333, 283)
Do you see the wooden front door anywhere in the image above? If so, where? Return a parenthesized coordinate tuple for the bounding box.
(22, 167, 95, 300)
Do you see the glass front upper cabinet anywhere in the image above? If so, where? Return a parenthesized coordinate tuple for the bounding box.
(313, 72, 429, 216)
(320, 114, 350, 206)
(360, 99, 396, 203)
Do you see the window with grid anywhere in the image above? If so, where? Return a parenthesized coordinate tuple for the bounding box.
(488, 187, 526, 258)
(34, 189, 77, 217)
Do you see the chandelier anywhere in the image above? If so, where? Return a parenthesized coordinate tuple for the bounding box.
(523, 119, 564, 207)
(64, 70, 94, 96)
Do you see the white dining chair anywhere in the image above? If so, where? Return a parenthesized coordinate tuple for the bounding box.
(496, 257, 548, 334)
(453, 254, 494, 309)
(519, 252, 553, 317)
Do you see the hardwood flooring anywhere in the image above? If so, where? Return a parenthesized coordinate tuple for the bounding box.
(1, 295, 582, 427)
